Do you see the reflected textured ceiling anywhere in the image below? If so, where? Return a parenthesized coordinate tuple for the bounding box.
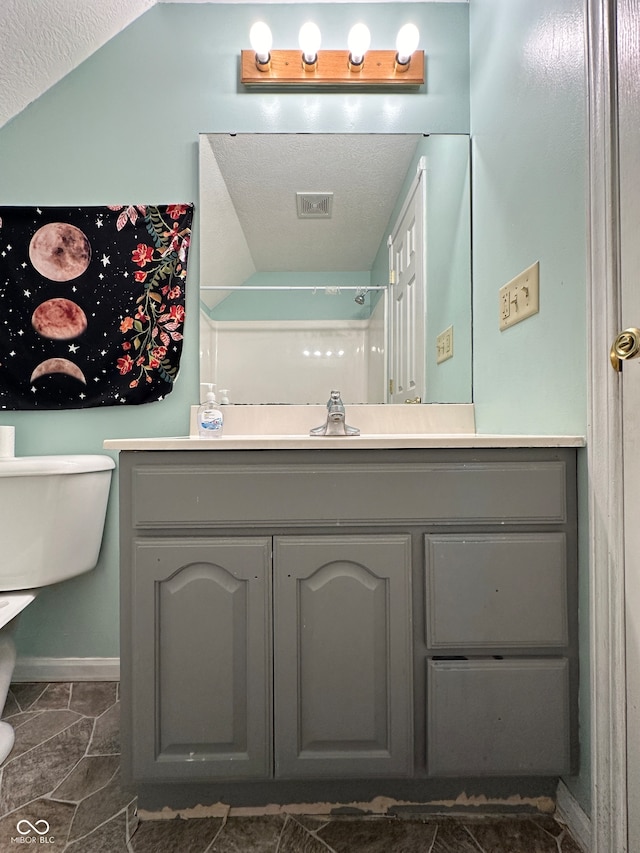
(207, 133, 421, 272)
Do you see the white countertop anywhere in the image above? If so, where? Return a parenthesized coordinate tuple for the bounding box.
(104, 434, 585, 451)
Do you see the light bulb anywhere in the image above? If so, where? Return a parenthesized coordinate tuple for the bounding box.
(299, 22, 321, 66)
(347, 23, 371, 67)
(249, 21, 272, 66)
(395, 23, 420, 66)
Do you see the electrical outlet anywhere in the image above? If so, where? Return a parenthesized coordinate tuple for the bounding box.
(499, 261, 540, 331)
(436, 325, 454, 364)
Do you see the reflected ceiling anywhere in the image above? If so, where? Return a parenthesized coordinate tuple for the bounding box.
(202, 133, 421, 274)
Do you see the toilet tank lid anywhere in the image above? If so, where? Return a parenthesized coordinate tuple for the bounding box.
(0, 454, 115, 477)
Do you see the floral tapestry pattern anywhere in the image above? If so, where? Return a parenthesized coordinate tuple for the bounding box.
(0, 203, 193, 409)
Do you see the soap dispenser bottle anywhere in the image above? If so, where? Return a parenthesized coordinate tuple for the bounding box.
(198, 384, 224, 438)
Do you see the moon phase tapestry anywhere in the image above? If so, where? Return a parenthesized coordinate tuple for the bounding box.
(0, 203, 193, 409)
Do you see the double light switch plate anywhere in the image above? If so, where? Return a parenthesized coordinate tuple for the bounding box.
(499, 261, 540, 331)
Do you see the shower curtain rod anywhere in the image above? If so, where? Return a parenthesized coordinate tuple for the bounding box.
(200, 285, 388, 292)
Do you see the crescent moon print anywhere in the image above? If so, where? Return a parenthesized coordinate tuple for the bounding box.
(30, 358, 87, 384)
(0, 204, 193, 409)
(29, 222, 91, 282)
(32, 298, 88, 340)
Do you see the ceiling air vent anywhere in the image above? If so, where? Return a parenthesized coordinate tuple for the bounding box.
(296, 192, 334, 219)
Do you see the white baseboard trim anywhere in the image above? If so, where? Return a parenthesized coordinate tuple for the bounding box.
(556, 780, 592, 852)
(12, 657, 120, 682)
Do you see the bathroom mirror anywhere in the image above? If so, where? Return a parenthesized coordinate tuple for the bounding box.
(199, 133, 472, 405)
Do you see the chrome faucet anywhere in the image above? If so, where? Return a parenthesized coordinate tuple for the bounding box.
(310, 390, 360, 436)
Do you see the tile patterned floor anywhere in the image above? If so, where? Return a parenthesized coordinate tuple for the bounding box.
(0, 682, 585, 853)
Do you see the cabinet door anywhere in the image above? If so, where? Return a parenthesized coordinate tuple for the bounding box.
(131, 537, 271, 781)
(273, 535, 413, 778)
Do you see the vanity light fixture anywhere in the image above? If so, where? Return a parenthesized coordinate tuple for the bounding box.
(395, 23, 420, 72)
(347, 23, 371, 71)
(241, 21, 424, 87)
(299, 22, 322, 71)
(249, 21, 273, 71)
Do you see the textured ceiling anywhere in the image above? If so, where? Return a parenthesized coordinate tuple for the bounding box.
(0, 0, 155, 129)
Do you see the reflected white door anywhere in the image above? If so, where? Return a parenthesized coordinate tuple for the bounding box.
(388, 167, 426, 404)
(618, 0, 640, 847)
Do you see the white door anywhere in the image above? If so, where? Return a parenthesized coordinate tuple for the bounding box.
(387, 166, 426, 404)
(618, 0, 640, 847)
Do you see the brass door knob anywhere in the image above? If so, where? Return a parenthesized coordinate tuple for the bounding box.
(404, 396, 422, 404)
(611, 328, 640, 372)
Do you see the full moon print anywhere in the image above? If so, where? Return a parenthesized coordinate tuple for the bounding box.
(29, 222, 91, 282)
(0, 204, 193, 409)
(32, 298, 88, 340)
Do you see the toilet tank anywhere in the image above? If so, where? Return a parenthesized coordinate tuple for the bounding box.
(0, 455, 115, 590)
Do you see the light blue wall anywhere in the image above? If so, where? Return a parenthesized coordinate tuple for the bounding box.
(424, 134, 472, 402)
(470, 0, 587, 435)
(469, 0, 589, 814)
(0, 2, 469, 659)
(371, 134, 472, 403)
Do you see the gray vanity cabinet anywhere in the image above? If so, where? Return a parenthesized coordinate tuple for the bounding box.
(118, 447, 579, 803)
(273, 535, 413, 778)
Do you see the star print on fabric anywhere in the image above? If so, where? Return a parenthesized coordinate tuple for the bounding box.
(0, 203, 193, 409)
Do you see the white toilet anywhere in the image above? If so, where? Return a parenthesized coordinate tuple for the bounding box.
(0, 454, 115, 762)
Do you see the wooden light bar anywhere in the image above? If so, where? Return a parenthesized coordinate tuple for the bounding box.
(241, 49, 425, 88)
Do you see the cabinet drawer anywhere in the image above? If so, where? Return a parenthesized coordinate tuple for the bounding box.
(130, 459, 568, 528)
(425, 534, 568, 649)
(426, 658, 571, 776)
